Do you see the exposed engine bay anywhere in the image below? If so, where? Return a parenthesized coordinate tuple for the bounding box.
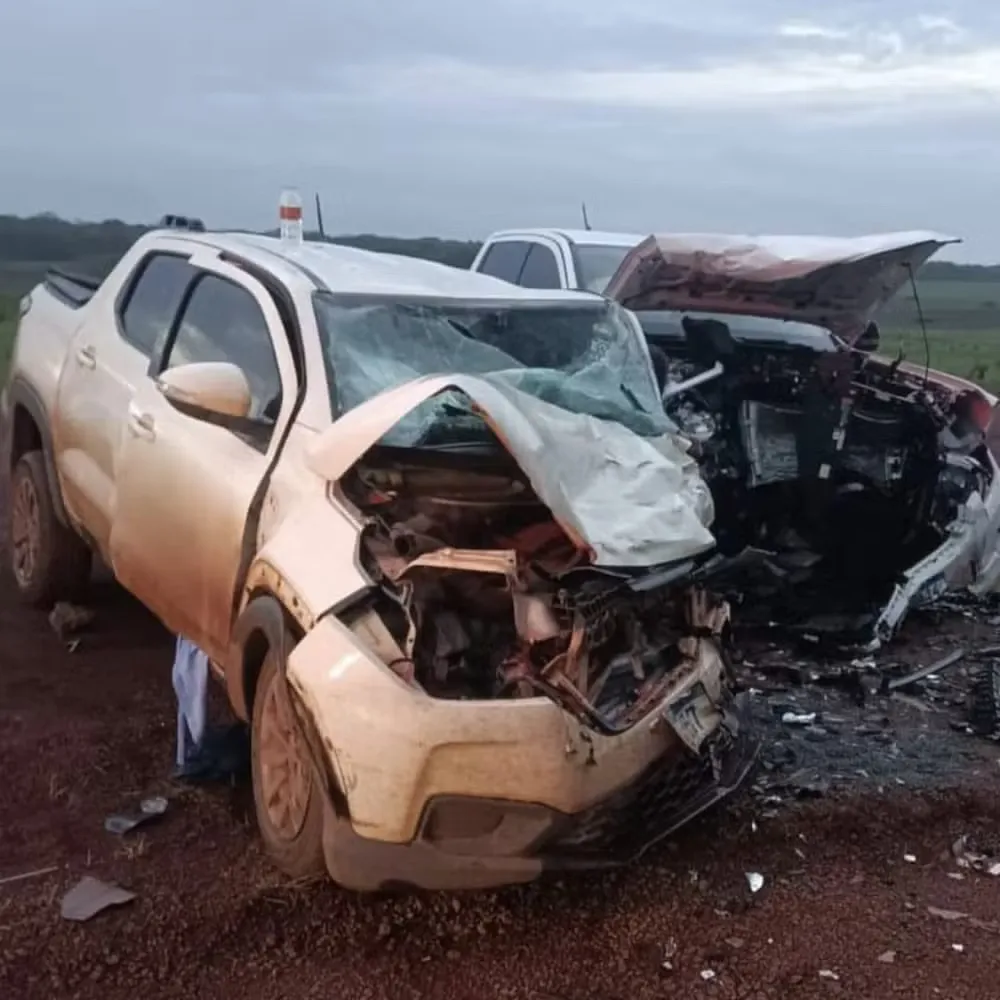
(338, 447, 730, 734)
(650, 315, 996, 641)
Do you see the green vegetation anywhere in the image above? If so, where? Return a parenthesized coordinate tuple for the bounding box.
(0, 293, 17, 381)
(0, 214, 999, 390)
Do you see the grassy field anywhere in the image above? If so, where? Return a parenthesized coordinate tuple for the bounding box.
(0, 293, 16, 382)
(2, 283, 999, 390)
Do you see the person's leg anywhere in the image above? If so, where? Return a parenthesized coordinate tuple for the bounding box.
(172, 636, 209, 772)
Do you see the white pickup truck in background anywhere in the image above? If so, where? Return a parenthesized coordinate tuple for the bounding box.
(470, 229, 643, 293)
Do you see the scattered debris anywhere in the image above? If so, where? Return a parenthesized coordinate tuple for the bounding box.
(952, 943, 965, 953)
(60, 876, 135, 921)
(105, 795, 169, 836)
(48, 602, 95, 641)
(904, 854, 917, 864)
(746, 872, 765, 893)
(877, 950, 896, 964)
(781, 711, 817, 726)
(928, 906, 968, 922)
(818, 969, 840, 980)
(0, 865, 59, 887)
(884, 649, 966, 694)
(699, 969, 716, 982)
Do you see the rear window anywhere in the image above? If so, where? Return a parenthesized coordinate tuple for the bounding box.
(476, 241, 530, 284)
(118, 253, 195, 357)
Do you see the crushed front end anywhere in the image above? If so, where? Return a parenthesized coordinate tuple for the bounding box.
(285, 422, 758, 891)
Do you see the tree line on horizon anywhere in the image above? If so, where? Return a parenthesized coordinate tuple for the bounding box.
(1, 213, 1000, 300)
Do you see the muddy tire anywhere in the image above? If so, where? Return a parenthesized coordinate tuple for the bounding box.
(251, 649, 326, 879)
(8, 451, 91, 608)
(968, 662, 1000, 739)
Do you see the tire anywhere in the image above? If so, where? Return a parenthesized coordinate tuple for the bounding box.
(968, 662, 1000, 739)
(251, 648, 326, 878)
(8, 450, 91, 608)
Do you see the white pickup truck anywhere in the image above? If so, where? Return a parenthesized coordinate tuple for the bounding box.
(470, 228, 643, 293)
(1, 221, 757, 890)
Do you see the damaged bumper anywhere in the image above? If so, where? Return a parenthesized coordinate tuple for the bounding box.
(286, 615, 759, 891)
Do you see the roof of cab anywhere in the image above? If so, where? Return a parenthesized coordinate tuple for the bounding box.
(488, 228, 645, 248)
(153, 230, 591, 302)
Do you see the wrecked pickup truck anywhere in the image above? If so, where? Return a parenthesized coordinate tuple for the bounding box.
(1, 224, 757, 890)
(473, 228, 1000, 646)
(606, 231, 1000, 647)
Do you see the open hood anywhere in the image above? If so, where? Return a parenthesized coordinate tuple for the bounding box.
(308, 374, 717, 568)
(604, 231, 960, 342)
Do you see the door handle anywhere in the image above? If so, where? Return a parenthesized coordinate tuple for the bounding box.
(127, 405, 156, 442)
(75, 345, 96, 369)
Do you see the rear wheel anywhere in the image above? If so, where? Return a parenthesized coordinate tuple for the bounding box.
(8, 451, 91, 608)
(251, 649, 326, 878)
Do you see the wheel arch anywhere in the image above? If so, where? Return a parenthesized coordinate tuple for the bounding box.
(227, 590, 300, 722)
(5, 378, 71, 527)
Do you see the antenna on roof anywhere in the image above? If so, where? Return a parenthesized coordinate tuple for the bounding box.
(315, 193, 326, 241)
(581, 201, 592, 231)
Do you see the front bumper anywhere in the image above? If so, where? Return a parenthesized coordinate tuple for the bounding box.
(287, 616, 759, 891)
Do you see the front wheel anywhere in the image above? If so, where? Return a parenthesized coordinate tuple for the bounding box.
(251, 649, 326, 879)
(8, 451, 91, 608)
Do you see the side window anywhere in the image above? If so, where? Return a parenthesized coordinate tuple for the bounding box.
(162, 275, 282, 423)
(519, 244, 562, 289)
(477, 241, 530, 284)
(118, 253, 196, 357)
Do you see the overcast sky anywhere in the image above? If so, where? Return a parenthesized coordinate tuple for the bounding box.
(1, 1, 999, 260)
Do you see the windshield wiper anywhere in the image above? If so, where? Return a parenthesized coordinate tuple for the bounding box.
(619, 382, 646, 413)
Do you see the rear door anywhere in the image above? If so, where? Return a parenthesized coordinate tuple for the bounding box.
(108, 258, 297, 659)
(54, 252, 196, 557)
(475, 240, 531, 284)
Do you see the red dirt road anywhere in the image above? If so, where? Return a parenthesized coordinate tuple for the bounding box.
(2, 574, 1000, 1000)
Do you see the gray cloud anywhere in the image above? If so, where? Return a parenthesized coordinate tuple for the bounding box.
(0, 0, 999, 260)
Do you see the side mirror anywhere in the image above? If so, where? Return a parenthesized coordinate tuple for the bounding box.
(158, 362, 252, 421)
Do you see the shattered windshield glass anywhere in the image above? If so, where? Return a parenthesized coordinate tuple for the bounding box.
(313, 294, 671, 448)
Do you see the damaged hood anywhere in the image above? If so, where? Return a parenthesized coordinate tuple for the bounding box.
(309, 374, 717, 568)
(604, 231, 960, 341)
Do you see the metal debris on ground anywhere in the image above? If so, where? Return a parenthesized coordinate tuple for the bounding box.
(48, 602, 95, 640)
(884, 649, 966, 694)
(781, 711, 817, 726)
(818, 969, 840, 980)
(60, 876, 136, 921)
(104, 795, 169, 836)
(878, 950, 896, 964)
(699, 969, 716, 982)
(746, 872, 765, 893)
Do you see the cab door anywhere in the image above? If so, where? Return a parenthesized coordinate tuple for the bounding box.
(53, 252, 196, 556)
(108, 258, 297, 661)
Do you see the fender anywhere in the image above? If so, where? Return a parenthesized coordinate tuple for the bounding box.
(226, 592, 292, 721)
(4, 376, 71, 527)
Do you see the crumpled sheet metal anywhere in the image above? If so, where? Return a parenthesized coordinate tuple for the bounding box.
(309, 373, 716, 568)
